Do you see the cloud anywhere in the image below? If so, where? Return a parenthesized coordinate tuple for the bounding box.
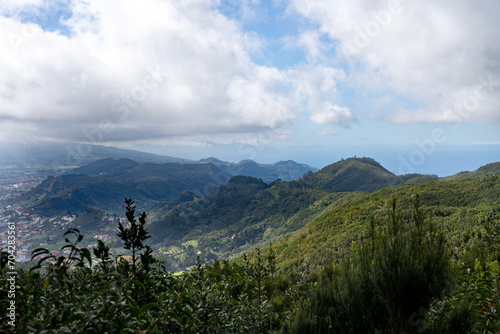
(310, 102, 352, 125)
(288, 0, 500, 124)
(0, 0, 45, 14)
(295, 31, 328, 64)
(0, 0, 299, 144)
(286, 64, 353, 125)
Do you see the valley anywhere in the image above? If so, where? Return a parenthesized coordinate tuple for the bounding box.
(2, 145, 499, 332)
(4, 147, 490, 273)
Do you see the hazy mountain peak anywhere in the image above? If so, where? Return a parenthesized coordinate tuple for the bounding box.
(199, 157, 226, 164)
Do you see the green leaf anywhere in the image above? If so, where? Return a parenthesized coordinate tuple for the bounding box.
(79, 248, 92, 266)
(130, 279, 146, 291)
(125, 296, 138, 309)
(140, 302, 160, 312)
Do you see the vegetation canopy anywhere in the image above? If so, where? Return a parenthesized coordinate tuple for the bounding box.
(1, 188, 500, 332)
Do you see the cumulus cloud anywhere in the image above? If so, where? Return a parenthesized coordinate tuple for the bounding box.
(310, 102, 352, 125)
(286, 64, 353, 125)
(288, 0, 500, 124)
(0, 0, 299, 143)
(6, 0, 492, 148)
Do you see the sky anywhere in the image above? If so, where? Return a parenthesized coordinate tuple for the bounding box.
(0, 0, 499, 176)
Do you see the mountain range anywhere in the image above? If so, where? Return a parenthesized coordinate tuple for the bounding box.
(7, 146, 500, 271)
(143, 157, 443, 269)
(0, 141, 317, 182)
(199, 157, 318, 183)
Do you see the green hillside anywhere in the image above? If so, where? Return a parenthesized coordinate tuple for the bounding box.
(146, 157, 436, 270)
(13, 174, 143, 215)
(4, 160, 500, 333)
(261, 174, 500, 270)
(148, 176, 353, 270)
(296, 157, 438, 191)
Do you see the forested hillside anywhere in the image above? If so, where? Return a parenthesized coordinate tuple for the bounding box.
(3, 175, 499, 332)
(11, 160, 230, 215)
(146, 157, 438, 270)
(4, 158, 499, 333)
(259, 174, 500, 270)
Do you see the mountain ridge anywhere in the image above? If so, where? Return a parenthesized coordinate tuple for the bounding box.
(0, 141, 193, 168)
(198, 157, 318, 182)
(144, 157, 440, 269)
(9, 156, 500, 271)
(11, 161, 231, 215)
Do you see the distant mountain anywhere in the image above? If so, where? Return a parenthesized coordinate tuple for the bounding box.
(0, 141, 193, 168)
(72, 158, 140, 177)
(0, 141, 319, 184)
(12, 160, 230, 215)
(199, 157, 318, 182)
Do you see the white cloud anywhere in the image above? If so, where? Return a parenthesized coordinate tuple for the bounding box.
(296, 31, 327, 63)
(310, 102, 352, 125)
(286, 64, 353, 125)
(0, 0, 298, 143)
(288, 0, 500, 124)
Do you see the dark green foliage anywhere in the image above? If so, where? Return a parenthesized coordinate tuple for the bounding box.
(286, 196, 452, 333)
(0, 199, 287, 333)
(0, 200, 195, 333)
(183, 246, 287, 334)
(93, 239, 111, 274)
(426, 221, 500, 333)
(3, 189, 500, 332)
(117, 198, 152, 278)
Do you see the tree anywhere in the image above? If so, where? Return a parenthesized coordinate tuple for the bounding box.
(116, 198, 153, 279)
